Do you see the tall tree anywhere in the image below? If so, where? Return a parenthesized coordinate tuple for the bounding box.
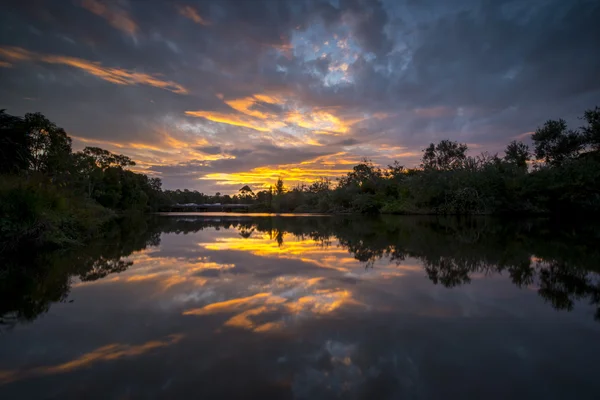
(582, 106, 600, 152)
(421, 140, 468, 171)
(504, 140, 530, 169)
(275, 178, 285, 195)
(0, 110, 29, 173)
(23, 112, 72, 175)
(531, 119, 583, 166)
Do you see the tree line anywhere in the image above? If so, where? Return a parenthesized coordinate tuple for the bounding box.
(0, 110, 171, 249)
(239, 106, 600, 214)
(1, 106, 599, 249)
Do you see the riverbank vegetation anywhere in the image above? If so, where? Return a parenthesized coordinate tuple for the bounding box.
(1, 106, 599, 250)
(0, 110, 169, 250)
(235, 107, 597, 214)
(162, 107, 600, 215)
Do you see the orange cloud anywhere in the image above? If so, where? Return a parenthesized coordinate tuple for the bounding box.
(184, 110, 273, 132)
(202, 166, 352, 187)
(0, 334, 183, 385)
(0, 46, 188, 94)
(178, 5, 210, 25)
(186, 94, 363, 136)
(80, 0, 138, 35)
(285, 289, 360, 315)
(183, 292, 284, 315)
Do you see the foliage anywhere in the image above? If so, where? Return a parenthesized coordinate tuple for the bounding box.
(582, 106, 600, 151)
(0, 110, 169, 250)
(2, 105, 600, 253)
(236, 107, 600, 216)
(421, 140, 468, 171)
(531, 119, 583, 166)
(504, 140, 530, 169)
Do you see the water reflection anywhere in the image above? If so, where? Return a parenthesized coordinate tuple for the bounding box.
(3, 215, 599, 327)
(1, 215, 600, 398)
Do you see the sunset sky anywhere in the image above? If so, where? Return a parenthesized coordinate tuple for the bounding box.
(1, 0, 599, 193)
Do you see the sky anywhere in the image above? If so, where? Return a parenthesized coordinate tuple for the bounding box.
(1, 0, 599, 193)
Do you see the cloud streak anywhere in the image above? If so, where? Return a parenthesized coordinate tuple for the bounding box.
(0, 46, 187, 94)
(0, 0, 598, 191)
(80, 0, 138, 35)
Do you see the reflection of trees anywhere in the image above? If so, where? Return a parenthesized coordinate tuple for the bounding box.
(3, 214, 599, 326)
(156, 215, 600, 321)
(0, 215, 161, 329)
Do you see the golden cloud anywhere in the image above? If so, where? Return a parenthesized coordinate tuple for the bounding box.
(0, 46, 188, 94)
(0, 334, 183, 385)
(81, 0, 138, 35)
(182, 278, 363, 333)
(80, 0, 138, 35)
(178, 5, 210, 25)
(199, 152, 357, 188)
(185, 94, 363, 137)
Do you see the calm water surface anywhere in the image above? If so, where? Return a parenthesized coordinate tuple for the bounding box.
(1, 215, 599, 399)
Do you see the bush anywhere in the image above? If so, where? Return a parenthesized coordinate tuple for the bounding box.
(0, 175, 112, 249)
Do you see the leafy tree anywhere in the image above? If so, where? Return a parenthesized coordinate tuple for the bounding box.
(275, 178, 285, 195)
(531, 119, 583, 166)
(308, 177, 331, 193)
(504, 140, 530, 169)
(82, 147, 136, 170)
(21, 112, 72, 177)
(582, 106, 600, 151)
(239, 185, 253, 195)
(0, 110, 29, 173)
(421, 140, 468, 170)
(338, 159, 382, 192)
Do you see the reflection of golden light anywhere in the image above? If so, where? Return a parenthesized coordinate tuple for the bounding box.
(223, 305, 285, 332)
(0, 334, 183, 385)
(183, 278, 363, 333)
(0, 46, 187, 94)
(201, 234, 354, 272)
(285, 289, 360, 314)
(183, 292, 286, 315)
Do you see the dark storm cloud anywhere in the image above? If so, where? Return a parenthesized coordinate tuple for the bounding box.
(1, 0, 598, 190)
(195, 146, 223, 155)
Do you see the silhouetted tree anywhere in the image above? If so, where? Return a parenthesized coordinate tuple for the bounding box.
(275, 178, 285, 195)
(532, 119, 583, 166)
(582, 106, 600, 152)
(504, 140, 530, 169)
(421, 140, 468, 170)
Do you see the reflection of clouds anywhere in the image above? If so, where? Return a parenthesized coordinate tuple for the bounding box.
(0, 334, 183, 385)
(183, 276, 365, 333)
(292, 339, 422, 399)
(201, 234, 354, 272)
(292, 340, 363, 399)
(201, 233, 423, 279)
(72, 228, 426, 332)
(74, 248, 233, 292)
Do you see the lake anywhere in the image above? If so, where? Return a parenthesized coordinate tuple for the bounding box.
(1, 214, 599, 399)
